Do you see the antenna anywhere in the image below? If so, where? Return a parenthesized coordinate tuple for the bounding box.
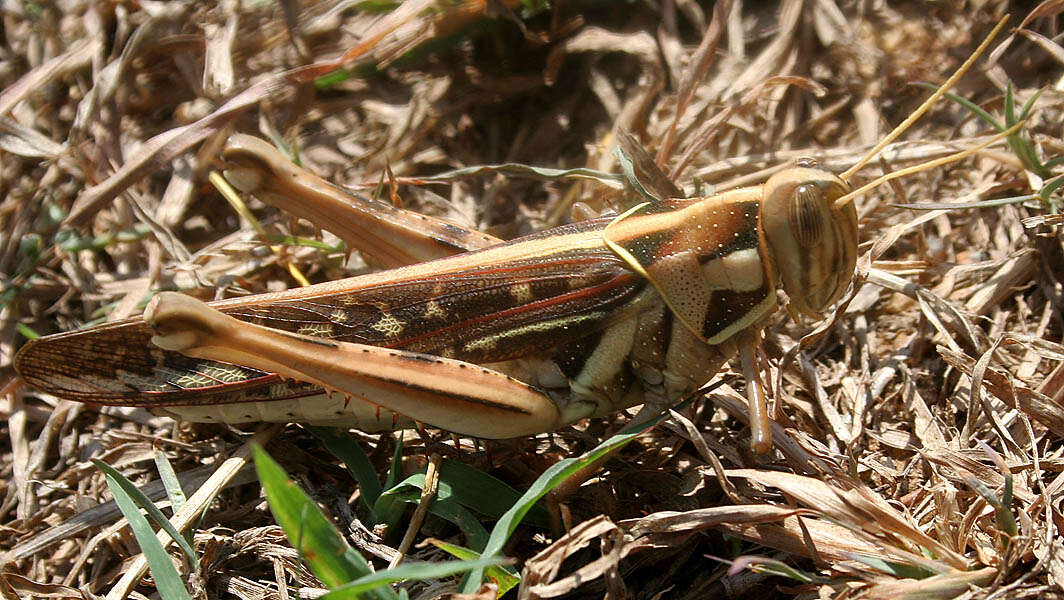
(839, 16, 1009, 183)
(835, 121, 1022, 208)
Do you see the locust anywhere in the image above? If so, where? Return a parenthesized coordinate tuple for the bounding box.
(13, 20, 1009, 453)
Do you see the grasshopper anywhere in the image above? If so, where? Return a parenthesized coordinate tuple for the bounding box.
(13, 20, 1008, 453)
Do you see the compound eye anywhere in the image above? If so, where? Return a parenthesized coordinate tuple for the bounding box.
(790, 183, 824, 248)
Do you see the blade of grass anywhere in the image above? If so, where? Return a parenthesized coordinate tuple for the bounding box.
(974, 440, 1019, 541)
(265, 234, 346, 253)
(913, 83, 1001, 129)
(376, 474, 491, 551)
(916, 83, 1050, 179)
(102, 471, 192, 600)
(1044, 156, 1064, 169)
(371, 457, 550, 548)
(54, 223, 152, 252)
(92, 460, 197, 564)
(152, 450, 196, 553)
(153, 451, 187, 513)
(728, 556, 829, 583)
(253, 445, 398, 599)
(840, 553, 938, 579)
(320, 555, 507, 600)
(458, 411, 669, 593)
(309, 427, 383, 521)
(437, 460, 549, 526)
(15, 322, 39, 340)
(105, 425, 280, 600)
(1039, 174, 1064, 210)
(428, 539, 520, 596)
(615, 146, 660, 203)
(1017, 87, 1044, 121)
(1003, 85, 1048, 178)
(377, 435, 407, 530)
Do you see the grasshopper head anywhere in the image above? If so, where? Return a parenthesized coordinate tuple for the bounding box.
(760, 165, 858, 318)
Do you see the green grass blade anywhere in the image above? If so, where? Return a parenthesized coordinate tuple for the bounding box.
(376, 436, 407, 529)
(92, 460, 197, 564)
(914, 84, 1002, 131)
(1002, 85, 1049, 176)
(998, 472, 1017, 539)
(1040, 174, 1064, 211)
(320, 556, 506, 600)
(264, 234, 346, 253)
(372, 167, 388, 202)
(15, 322, 39, 340)
(375, 474, 491, 551)
(384, 436, 405, 491)
(102, 471, 192, 600)
(837, 553, 934, 579)
(1017, 88, 1044, 121)
(974, 440, 1019, 541)
(429, 540, 520, 595)
(309, 427, 383, 520)
(435, 460, 549, 526)
(458, 412, 669, 593)
(730, 556, 830, 583)
(253, 445, 398, 599)
(915, 83, 1050, 177)
(615, 146, 659, 203)
(1004, 83, 1017, 125)
(1007, 126, 1047, 178)
(153, 451, 187, 514)
(422, 497, 491, 552)
(372, 456, 553, 547)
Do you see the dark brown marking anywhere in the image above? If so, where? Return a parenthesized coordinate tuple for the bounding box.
(701, 285, 772, 340)
(552, 333, 603, 379)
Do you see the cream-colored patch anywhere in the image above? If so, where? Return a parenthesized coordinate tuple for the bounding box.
(463, 312, 602, 353)
(510, 282, 533, 303)
(573, 316, 638, 393)
(171, 371, 218, 389)
(463, 336, 497, 353)
(700, 247, 764, 291)
(424, 300, 447, 318)
(222, 166, 263, 193)
(567, 276, 592, 289)
(528, 359, 568, 389)
(370, 313, 405, 337)
(331, 309, 348, 322)
(645, 251, 711, 342)
(298, 322, 334, 337)
(150, 330, 198, 352)
(663, 321, 725, 399)
(199, 363, 251, 383)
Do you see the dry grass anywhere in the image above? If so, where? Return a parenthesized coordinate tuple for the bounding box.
(2, 1, 1063, 598)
